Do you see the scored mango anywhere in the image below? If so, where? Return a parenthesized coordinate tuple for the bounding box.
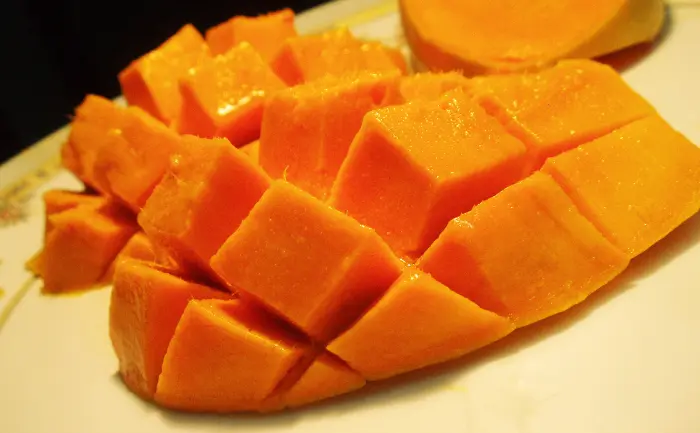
(330, 88, 527, 258)
(119, 24, 211, 125)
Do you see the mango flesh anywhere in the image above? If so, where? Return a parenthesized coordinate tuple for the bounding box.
(281, 353, 365, 408)
(27, 190, 105, 276)
(205, 8, 297, 61)
(271, 28, 404, 86)
(50, 24, 699, 412)
(211, 180, 403, 342)
(400, 0, 664, 75)
(259, 71, 401, 199)
(40, 201, 138, 293)
(470, 59, 655, 171)
(419, 172, 629, 327)
(398, 71, 471, 102)
(138, 135, 270, 281)
(543, 116, 700, 257)
(155, 299, 311, 412)
(118, 24, 211, 125)
(62, 95, 183, 210)
(176, 42, 287, 147)
(330, 88, 527, 258)
(328, 270, 514, 380)
(109, 260, 229, 399)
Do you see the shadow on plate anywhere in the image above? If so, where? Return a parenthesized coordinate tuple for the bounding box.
(155, 212, 699, 428)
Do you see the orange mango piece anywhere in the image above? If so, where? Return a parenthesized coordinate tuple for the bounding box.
(63, 95, 183, 210)
(419, 172, 629, 327)
(118, 24, 211, 125)
(27, 190, 104, 275)
(271, 28, 404, 86)
(398, 71, 471, 102)
(329, 89, 527, 258)
(105, 231, 181, 281)
(40, 201, 138, 293)
(138, 136, 270, 281)
(240, 139, 260, 164)
(211, 180, 403, 341)
(281, 352, 365, 408)
(114, 232, 158, 264)
(542, 116, 700, 257)
(328, 271, 514, 380)
(177, 43, 287, 147)
(206, 9, 296, 61)
(63, 95, 124, 193)
(109, 260, 229, 399)
(155, 299, 310, 412)
(42, 189, 103, 216)
(259, 71, 401, 199)
(470, 59, 655, 171)
(92, 106, 182, 210)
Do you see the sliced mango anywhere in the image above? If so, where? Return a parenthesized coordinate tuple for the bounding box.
(328, 271, 514, 380)
(177, 42, 286, 147)
(398, 71, 471, 102)
(211, 180, 403, 341)
(205, 9, 296, 61)
(63, 95, 183, 210)
(330, 89, 527, 257)
(543, 116, 700, 257)
(40, 201, 138, 293)
(281, 353, 365, 408)
(155, 299, 310, 412)
(259, 71, 401, 199)
(118, 24, 210, 125)
(271, 28, 404, 86)
(470, 59, 655, 170)
(109, 260, 229, 399)
(139, 136, 270, 281)
(419, 172, 629, 327)
(401, 0, 664, 74)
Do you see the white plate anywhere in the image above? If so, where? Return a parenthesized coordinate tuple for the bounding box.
(1, 2, 700, 432)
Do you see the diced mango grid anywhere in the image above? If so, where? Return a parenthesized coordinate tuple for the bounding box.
(39, 20, 700, 413)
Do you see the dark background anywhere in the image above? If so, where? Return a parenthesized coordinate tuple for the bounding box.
(0, 0, 326, 163)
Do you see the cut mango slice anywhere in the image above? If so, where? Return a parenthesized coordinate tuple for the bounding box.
(259, 71, 401, 199)
(211, 180, 403, 341)
(398, 71, 471, 102)
(328, 271, 514, 380)
(177, 43, 287, 147)
(63, 95, 124, 193)
(94, 107, 182, 210)
(470, 60, 655, 171)
(42, 189, 103, 221)
(40, 201, 138, 293)
(400, 0, 664, 74)
(281, 353, 365, 408)
(330, 89, 527, 258)
(63, 95, 183, 210)
(206, 9, 296, 61)
(114, 232, 158, 264)
(27, 190, 104, 275)
(240, 139, 260, 164)
(543, 116, 700, 257)
(118, 24, 210, 125)
(419, 172, 629, 327)
(271, 28, 404, 86)
(155, 299, 310, 412)
(109, 260, 229, 399)
(139, 136, 270, 281)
